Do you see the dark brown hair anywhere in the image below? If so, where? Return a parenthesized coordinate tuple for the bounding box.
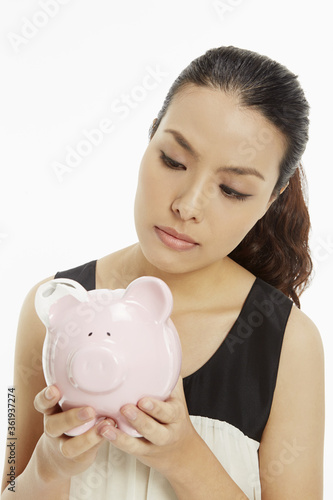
(148, 46, 312, 307)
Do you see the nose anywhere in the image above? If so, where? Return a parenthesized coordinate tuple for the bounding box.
(68, 346, 125, 393)
(171, 178, 215, 222)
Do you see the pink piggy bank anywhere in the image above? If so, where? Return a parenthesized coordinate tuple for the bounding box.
(35, 276, 182, 437)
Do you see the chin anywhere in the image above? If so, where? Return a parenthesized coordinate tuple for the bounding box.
(143, 247, 184, 273)
(139, 240, 191, 273)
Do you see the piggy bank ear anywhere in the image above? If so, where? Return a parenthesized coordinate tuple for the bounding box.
(123, 276, 173, 322)
(35, 278, 88, 328)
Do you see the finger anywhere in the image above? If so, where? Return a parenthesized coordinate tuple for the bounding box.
(137, 397, 179, 425)
(136, 376, 185, 425)
(34, 386, 61, 416)
(97, 421, 152, 456)
(44, 406, 96, 438)
(119, 405, 170, 446)
(61, 440, 102, 463)
(60, 421, 110, 460)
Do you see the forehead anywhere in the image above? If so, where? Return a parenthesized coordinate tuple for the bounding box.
(158, 85, 287, 181)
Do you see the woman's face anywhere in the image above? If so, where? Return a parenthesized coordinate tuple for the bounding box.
(134, 85, 287, 275)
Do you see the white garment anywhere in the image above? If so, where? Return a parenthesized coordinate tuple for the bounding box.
(69, 415, 261, 499)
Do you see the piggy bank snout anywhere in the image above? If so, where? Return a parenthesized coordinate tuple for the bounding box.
(68, 346, 125, 393)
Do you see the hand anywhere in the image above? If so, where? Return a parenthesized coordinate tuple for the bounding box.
(97, 376, 199, 477)
(33, 385, 109, 482)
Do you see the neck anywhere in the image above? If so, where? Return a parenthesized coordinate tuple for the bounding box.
(126, 243, 232, 311)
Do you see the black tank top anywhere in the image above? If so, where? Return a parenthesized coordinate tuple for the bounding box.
(55, 259, 293, 443)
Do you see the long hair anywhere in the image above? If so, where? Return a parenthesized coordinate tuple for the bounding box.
(148, 46, 312, 308)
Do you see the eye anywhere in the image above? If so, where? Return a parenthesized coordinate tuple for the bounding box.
(159, 150, 251, 201)
(219, 184, 251, 202)
(106, 332, 111, 336)
(159, 151, 186, 170)
(88, 332, 93, 336)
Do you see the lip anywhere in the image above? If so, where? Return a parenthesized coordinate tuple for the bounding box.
(154, 226, 199, 252)
(156, 226, 198, 244)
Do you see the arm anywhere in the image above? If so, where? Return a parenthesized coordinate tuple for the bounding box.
(2, 385, 106, 500)
(1, 277, 53, 495)
(1, 280, 107, 499)
(2, 453, 71, 500)
(259, 305, 325, 499)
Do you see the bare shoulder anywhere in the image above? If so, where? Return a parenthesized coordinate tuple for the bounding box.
(259, 303, 325, 499)
(14, 275, 55, 374)
(281, 304, 324, 369)
(16, 275, 55, 335)
(273, 303, 325, 414)
(270, 303, 325, 421)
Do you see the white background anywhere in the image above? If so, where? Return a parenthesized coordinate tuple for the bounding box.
(0, 0, 332, 497)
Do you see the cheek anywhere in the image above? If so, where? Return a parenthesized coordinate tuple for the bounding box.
(210, 200, 266, 245)
(135, 163, 165, 219)
(139, 159, 175, 202)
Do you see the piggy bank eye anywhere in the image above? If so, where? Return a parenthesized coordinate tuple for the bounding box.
(88, 332, 93, 336)
(106, 332, 111, 336)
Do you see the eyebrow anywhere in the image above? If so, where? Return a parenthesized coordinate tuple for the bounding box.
(164, 128, 266, 181)
(217, 165, 265, 181)
(165, 128, 201, 160)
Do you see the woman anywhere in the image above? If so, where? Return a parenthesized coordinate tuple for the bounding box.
(1, 46, 324, 499)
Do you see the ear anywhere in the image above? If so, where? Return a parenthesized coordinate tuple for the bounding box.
(35, 278, 88, 328)
(279, 181, 289, 195)
(257, 190, 279, 220)
(149, 118, 158, 140)
(123, 276, 173, 323)
(259, 181, 290, 219)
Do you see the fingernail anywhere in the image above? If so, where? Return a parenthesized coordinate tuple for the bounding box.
(101, 426, 117, 441)
(77, 407, 95, 421)
(122, 407, 138, 421)
(45, 387, 56, 400)
(96, 418, 115, 431)
(139, 399, 154, 411)
(96, 417, 116, 427)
